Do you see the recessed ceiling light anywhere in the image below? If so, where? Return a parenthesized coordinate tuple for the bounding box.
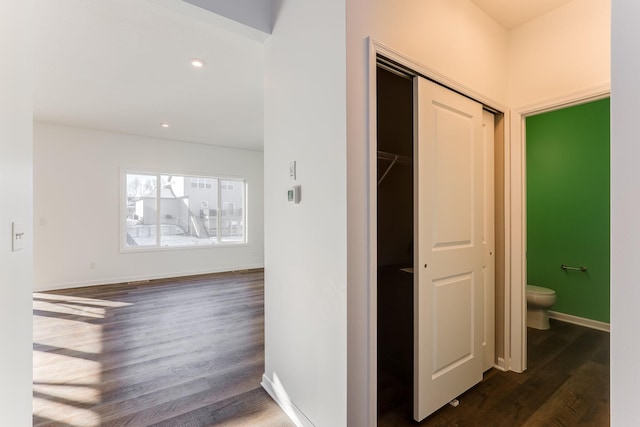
(161, 123, 169, 128)
(191, 58, 206, 68)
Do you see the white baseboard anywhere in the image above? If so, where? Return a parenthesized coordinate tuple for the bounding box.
(261, 373, 315, 427)
(33, 264, 265, 292)
(548, 310, 610, 332)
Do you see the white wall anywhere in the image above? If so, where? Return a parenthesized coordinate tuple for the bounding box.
(611, 1, 640, 424)
(0, 1, 33, 424)
(505, 0, 610, 373)
(346, 1, 508, 424)
(263, 1, 347, 426)
(34, 122, 264, 291)
(508, 0, 610, 107)
(353, 0, 509, 104)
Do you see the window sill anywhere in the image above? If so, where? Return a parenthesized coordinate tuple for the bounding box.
(120, 241, 249, 254)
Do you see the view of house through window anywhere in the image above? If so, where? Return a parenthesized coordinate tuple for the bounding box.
(125, 173, 246, 248)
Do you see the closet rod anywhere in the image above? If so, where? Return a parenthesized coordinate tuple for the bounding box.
(377, 150, 411, 185)
(377, 150, 411, 163)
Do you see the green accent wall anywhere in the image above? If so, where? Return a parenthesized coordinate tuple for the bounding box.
(526, 98, 610, 323)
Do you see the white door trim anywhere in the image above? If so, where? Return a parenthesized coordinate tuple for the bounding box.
(366, 39, 378, 427)
(508, 85, 610, 373)
(367, 38, 509, 421)
(372, 41, 507, 113)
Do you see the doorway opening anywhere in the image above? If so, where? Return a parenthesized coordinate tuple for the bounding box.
(374, 56, 506, 424)
(376, 64, 414, 420)
(504, 86, 610, 373)
(523, 97, 610, 352)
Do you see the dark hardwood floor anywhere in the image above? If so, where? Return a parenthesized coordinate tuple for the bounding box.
(378, 319, 610, 426)
(33, 270, 294, 427)
(34, 271, 610, 426)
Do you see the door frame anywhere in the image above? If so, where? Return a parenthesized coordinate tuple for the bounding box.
(509, 85, 611, 371)
(367, 39, 509, 421)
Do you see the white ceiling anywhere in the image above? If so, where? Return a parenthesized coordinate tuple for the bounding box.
(34, 0, 574, 152)
(470, 0, 575, 30)
(34, 0, 265, 151)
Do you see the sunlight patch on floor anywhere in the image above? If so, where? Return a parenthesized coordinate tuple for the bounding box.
(33, 395, 101, 427)
(34, 350, 102, 381)
(34, 382, 101, 405)
(33, 317, 103, 355)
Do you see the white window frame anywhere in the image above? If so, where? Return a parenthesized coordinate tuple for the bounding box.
(121, 170, 247, 251)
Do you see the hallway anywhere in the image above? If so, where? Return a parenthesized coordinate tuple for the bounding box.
(378, 319, 609, 426)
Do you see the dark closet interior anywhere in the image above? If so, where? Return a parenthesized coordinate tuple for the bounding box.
(376, 65, 414, 416)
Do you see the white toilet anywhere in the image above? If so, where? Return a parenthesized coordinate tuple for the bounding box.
(526, 285, 557, 330)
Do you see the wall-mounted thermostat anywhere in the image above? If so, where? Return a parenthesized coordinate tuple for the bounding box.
(288, 185, 301, 204)
(289, 161, 297, 180)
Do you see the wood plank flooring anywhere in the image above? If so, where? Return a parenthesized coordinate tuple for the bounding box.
(33, 270, 294, 427)
(34, 271, 610, 426)
(378, 319, 610, 426)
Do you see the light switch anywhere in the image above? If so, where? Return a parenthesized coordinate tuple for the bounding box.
(12, 222, 24, 252)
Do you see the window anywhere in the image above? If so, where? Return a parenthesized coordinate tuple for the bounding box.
(124, 172, 246, 249)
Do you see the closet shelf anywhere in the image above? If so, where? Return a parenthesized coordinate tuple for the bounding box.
(377, 150, 412, 185)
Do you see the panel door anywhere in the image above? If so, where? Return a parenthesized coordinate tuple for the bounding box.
(413, 76, 485, 421)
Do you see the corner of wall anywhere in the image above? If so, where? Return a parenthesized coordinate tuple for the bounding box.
(0, 1, 34, 424)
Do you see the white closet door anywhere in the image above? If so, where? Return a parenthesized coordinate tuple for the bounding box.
(481, 110, 495, 372)
(413, 76, 484, 422)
